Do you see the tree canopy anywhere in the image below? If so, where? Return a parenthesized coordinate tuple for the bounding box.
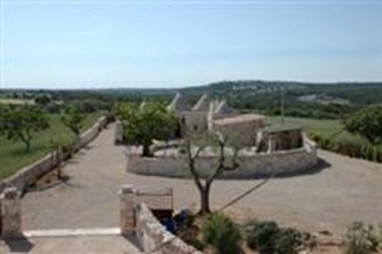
(0, 106, 50, 150)
(115, 102, 177, 156)
(344, 106, 382, 144)
(61, 106, 85, 139)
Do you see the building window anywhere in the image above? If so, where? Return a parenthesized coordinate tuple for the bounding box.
(193, 125, 198, 131)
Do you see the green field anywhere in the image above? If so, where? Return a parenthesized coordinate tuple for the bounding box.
(266, 116, 366, 143)
(0, 98, 36, 105)
(0, 112, 104, 179)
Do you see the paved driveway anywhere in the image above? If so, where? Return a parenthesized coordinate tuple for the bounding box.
(22, 123, 382, 236)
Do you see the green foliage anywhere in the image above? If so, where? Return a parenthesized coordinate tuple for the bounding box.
(0, 112, 104, 179)
(245, 220, 315, 254)
(34, 95, 52, 105)
(343, 221, 380, 254)
(115, 102, 177, 156)
(312, 133, 382, 163)
(246, 220, 280, 253)
(202, 213, 242, 254)
(0, 106, 50, 150)
(344, 106, 382, 144)
(61, 106, 86, 138)
(275, 116, 382, 163)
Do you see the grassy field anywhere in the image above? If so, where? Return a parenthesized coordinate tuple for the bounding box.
(0, 98, 36, 105)
(266, 116, 366, 143)
(0, 112, 105, 179)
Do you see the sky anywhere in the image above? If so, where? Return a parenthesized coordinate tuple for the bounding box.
(0, 0, 381, 89)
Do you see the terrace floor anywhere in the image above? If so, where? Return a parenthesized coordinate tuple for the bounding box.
(22, 123, 382, 237)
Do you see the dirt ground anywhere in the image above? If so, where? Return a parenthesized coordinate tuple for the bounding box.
(22, 123, 382, 240)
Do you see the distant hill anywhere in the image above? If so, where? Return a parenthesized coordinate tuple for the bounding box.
(1, 80, 381, 119)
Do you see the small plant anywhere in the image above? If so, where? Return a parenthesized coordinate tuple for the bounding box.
(245, 220, 315, 254)
(343, 221, 380, 254)
(246, 220, 280, 253)
(202, 213, 242, 254)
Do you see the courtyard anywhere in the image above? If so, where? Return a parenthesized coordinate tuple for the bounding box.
(22, 123, 382, 237)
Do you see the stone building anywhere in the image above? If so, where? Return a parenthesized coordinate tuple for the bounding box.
(167, 93, 266, 146)
(213, 114, 265, 146)
(257, 125, 303, 152)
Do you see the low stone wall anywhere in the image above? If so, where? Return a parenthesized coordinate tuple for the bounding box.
(125, 138, 317, 179)
(134, 203, 202, 254)
(0, 116, 108, 193)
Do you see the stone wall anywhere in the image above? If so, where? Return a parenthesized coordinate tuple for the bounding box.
(0, 116, 108, 193)
(134, 203, 202, 254)
(125, 138, 317, 179)
(181, 111, 209, 134)
(213, 116, 265, 147)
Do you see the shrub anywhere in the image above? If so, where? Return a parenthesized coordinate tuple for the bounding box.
(246, 220, 280, 253)
(245, 220, 315, 254)
(343, 221, 379, 254)
(202, 213, 241, 254)
(315, 135, 382, 163)
(308, 132, 321, 143)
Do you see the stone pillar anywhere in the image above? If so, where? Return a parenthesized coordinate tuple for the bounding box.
(119, 185, 136, 235)
(115, 120, 123, 144)
(1, 187, 22, 238)
(267, 138, 273, 153)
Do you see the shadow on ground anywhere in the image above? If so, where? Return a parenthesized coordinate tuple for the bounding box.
(273, 157, 331, 179)
(123, 234, 142, 252)
(3, 234, 34, 252)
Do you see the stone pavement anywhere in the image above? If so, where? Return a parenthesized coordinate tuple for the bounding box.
(22, 123, 382, 237)
(0, 233, 142, 254)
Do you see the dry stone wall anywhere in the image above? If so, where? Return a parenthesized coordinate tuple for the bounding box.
(0, 116, 108, 193)
(125, 138, 317, 179)
(134, 203, 202, 254)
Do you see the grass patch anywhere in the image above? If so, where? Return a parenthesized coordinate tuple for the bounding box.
(0, 112, 104, 179)
(266, 116, 366, 143)
(0, 98, 36, 105)
(267, 116, 382, 162)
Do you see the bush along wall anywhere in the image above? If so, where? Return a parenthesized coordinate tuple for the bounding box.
(309, 132, 382, 163)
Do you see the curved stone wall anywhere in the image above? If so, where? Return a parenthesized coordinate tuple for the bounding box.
(125, 138, 318, 179)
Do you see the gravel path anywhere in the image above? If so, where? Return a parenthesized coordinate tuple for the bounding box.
(22, 123, 382, 236)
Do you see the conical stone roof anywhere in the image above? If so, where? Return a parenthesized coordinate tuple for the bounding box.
(167, 92, 188, 112)
(214, 100, 235, 114)
(192, 93, 210, 111)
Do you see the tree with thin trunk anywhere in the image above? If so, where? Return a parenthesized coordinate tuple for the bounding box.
(115, 102, 177, 157)
(184, 133, 240, 214)
(0, 106, 50, 151)
(61, 106, 85, 140)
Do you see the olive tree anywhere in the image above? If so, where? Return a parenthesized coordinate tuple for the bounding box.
(115, 102, 177, 157)
(0, 106, 50, 150)
(184, 133, 240, 214)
